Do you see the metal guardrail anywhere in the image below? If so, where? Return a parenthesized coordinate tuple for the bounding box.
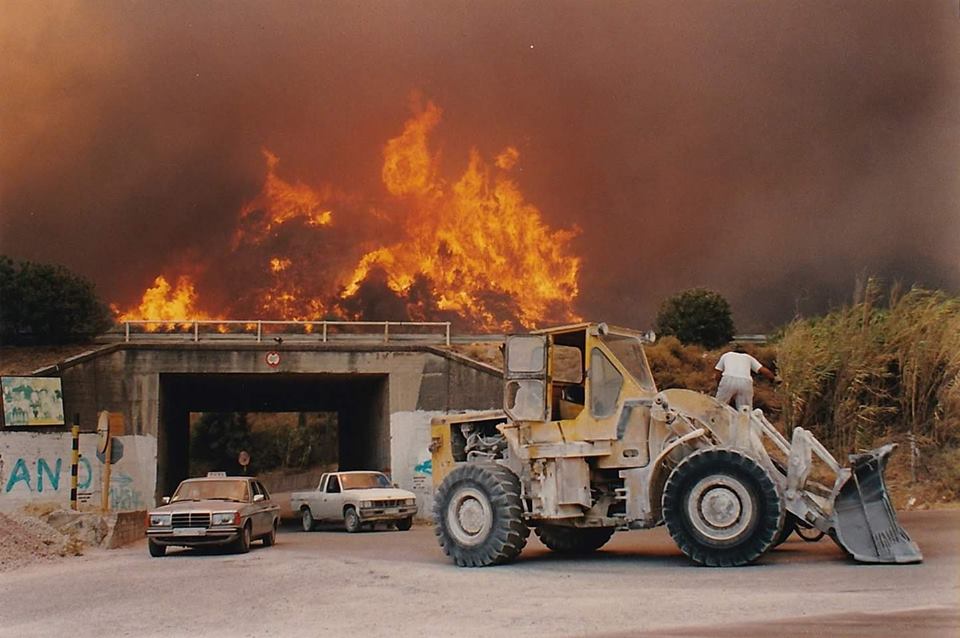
(118, 320, 452, 346)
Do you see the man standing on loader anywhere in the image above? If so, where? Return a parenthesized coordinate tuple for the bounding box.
(714, 344, 776, 409)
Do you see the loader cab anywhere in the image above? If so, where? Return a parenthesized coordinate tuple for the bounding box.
(504, 323, 657, 437)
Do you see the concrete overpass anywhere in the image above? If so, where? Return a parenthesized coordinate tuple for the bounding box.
(35, 340, 503, 505)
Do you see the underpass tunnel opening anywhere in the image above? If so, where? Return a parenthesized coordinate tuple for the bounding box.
(158, 373, 389, 499)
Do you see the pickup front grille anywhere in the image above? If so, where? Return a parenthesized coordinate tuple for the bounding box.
(172, 512, 211, 528)
(371, 500, 405, 508)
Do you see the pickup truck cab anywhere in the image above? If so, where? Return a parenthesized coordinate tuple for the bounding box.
(291, 471, 417, 533)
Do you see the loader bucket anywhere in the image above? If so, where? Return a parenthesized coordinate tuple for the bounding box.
(831, 443, 922, 564)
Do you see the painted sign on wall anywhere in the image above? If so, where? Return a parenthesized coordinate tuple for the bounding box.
(1, 377, 65, 426)
(0, 431, 157, 512)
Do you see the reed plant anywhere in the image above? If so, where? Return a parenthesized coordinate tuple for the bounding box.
(776, 281, 960, 498)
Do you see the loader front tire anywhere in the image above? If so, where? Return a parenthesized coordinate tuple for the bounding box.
(663, 448, 783, 567)
(534, 525, 615, 554)
(433, 462, 529, 567)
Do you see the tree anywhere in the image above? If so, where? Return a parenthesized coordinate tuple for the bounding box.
(190, 412, 253, 475)
(0, 256, 113, 344)
(655, 288, 735, 349)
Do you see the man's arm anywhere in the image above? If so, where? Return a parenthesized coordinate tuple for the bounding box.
(757, 365, 776, 381)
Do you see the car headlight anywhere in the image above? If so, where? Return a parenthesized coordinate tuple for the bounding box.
(149, 514, 172, 527)
(360, 500, 373, 508)
(212, 512, 240, 526)
(404, 498, 416, 506)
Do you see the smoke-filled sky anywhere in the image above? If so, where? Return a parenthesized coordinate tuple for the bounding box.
(1, 1, 958, 332)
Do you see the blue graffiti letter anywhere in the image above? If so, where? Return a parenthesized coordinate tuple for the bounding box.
(5, 458, 32, 493)
(37, 458, 62, 493)
(78, 457, 93, 490)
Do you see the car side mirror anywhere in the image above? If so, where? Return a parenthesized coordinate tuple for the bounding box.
(162, 496, 170, 504)
(253, 494, 265, 502)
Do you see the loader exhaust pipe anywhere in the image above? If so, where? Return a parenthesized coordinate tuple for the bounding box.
(830, 443, 922, 564)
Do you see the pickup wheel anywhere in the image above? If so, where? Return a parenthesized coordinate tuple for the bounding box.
(300, 507, 315, 532)
(663, 448, 783, 567)
(344, 507, 362, 533)
(395, 516, 413, 531)
(148, 539, 166, 558)
(433, 462, 528, 567)
(534, 525, 615, 554)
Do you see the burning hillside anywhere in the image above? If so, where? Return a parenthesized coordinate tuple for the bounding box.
(116, 100, 581, 331)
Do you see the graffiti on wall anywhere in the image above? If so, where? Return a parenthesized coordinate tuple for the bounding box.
(1, 453, 93, 493)
(0, 433, 156, 512)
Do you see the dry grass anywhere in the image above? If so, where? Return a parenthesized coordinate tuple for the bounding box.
(646, 336, 782, 417)
(777, 282, 960, 502)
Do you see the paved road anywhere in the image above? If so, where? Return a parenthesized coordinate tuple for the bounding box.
(2, 510, 957, 637)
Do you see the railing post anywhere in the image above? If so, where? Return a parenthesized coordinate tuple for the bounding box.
(194, 321, 199, 342)
(322, 322, 328, 343)
(125, 322, 130, 342)
(445, 322, 451, 346)
(384, 322, 389, 343)
(257, 321, 262, 343)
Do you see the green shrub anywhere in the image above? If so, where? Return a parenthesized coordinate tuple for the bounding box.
(655, 288, 735, 349)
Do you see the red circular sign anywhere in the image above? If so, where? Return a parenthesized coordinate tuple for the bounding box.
(265, 351, 281, 367)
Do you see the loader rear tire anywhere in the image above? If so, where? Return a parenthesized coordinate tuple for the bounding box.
(534, 525, 615, 554)
(663, 448, 783, 567)
(433, 462, 529, 567)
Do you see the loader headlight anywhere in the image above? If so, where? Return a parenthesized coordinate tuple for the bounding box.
(149, 514, 171, 527)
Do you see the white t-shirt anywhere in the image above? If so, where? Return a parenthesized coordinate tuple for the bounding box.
(715, 352, 762, 380)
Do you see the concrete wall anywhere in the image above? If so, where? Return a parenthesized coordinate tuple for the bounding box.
(390, 410, 443, 517)
(0, 431, 157, 513)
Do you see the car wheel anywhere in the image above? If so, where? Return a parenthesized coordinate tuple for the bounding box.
(301, 507, 315, 532)
(262, 520, 278, 546)
(395, 516, 413, 531)
(234, 523, 252, 554)
(344, 507, 362, 533)
(662, 448, 783, 567)
(148, 539, 166, 558)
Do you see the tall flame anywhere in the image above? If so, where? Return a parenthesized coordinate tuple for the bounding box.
(116, 275, 217, 328)
(344, 102, 580, 329)
(234, 149, 334, 247)
(117, 98, 581, 331)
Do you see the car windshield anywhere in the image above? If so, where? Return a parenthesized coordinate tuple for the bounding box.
(339, 473, 391, 490)
(600, 333, 656, 391)
(172, 479, 249, 502)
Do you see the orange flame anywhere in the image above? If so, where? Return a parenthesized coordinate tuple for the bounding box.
(117, 98, 581, 331)
(116, 275, 217, 330)
(343, 102, 581, 329)
(234, 150, 334, 247)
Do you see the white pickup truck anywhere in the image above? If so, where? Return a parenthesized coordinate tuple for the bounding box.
(290, 471, 418, 533)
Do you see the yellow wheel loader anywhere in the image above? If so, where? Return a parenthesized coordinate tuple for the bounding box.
(430, 322, 922, 567)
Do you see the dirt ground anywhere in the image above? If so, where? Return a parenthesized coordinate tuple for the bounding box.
(1, 510, 956, 638)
